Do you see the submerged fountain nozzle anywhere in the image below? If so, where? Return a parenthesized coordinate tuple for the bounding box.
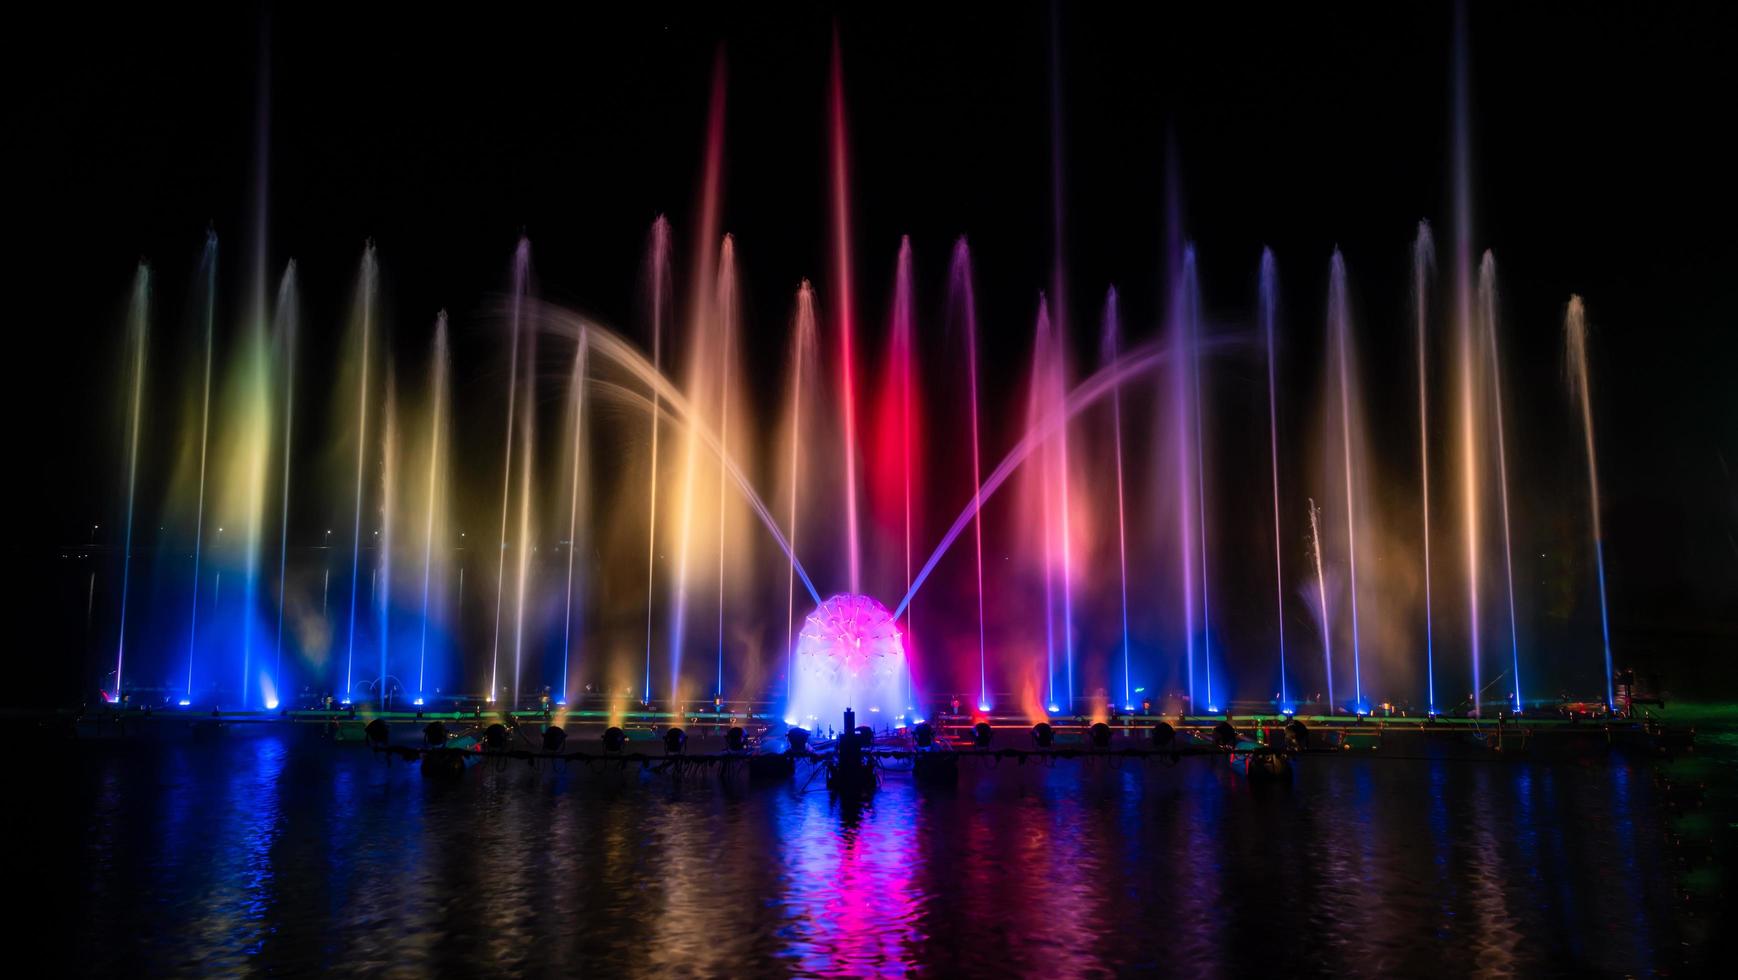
(1032, 722, 1055, 748)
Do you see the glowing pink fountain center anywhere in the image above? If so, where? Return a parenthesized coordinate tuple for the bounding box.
(789, 594, 908, 727)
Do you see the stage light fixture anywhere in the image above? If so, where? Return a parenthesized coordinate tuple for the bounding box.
(602, 727, 626, 752)
(663, 727, 687, 755)
(1089, 722, 1112, 748)
(541, 726, 567, 753)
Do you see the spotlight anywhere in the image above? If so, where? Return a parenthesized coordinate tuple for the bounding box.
(725, 726, 746, 751)
(978, 702, 991, 713)
(364, 718, 390, 747)
(913, 722, 935, 748)
(541, 726, 567, 753)
(484, 723, 508, 750)
(178, 699, 191, 708)
(264, 698, 279, 711)
(1151, 721, 1175, 748)
(663, 727, 687, 755)
(1032, 722, 1055, 748)
(1089, 722, 1112, 749)
(972, 722, 993, 747)
(412, 697, 424, 707)
(785, 727, 810, 755)
(1047, 703, 1060, 714)
(423, 721, 448, 747)
(602, 726, 626, 752)
(783, 715, 798, 726)
(1212, 720, 1237, 749)
(340, 697, 352, 706)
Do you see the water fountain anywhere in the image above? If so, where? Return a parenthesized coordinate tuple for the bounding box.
(82, 23, 1634, 734)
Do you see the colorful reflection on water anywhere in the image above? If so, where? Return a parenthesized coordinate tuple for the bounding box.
(36, 716, 1734, 976)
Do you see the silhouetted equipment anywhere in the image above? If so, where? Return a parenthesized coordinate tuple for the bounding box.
(422, 721, 447, 747)
(1285, 719, 1309, 750)
(365, 718, 390, 747)
(972, 722, 993, 747)
(1151, 722, 1175, 748)
(1032, 722, 1056, 747)
(1089, 722, 1112, 748)
(785, 727, 810, 755)
(541, 725, 567, 753)
(663, 727, 687, 754)
(484, 723, 508, 750)
(601, 727, 626, 752)
(1212, 720, 1237, 749)
(725, 727, 747, 752)
(913, 722, 936, 748)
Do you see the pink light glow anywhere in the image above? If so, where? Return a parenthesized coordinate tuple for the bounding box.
(830, 30, 862, 595)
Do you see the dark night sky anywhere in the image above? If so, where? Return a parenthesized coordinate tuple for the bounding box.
(13, 2, 1736, 699)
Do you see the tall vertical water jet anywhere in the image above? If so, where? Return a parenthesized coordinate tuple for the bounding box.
(1413, 222, 1438, 712)
(271, 262, 298, 705)
(112, 265, 149, 699)
(1168, 239, 1198, 710)
(948, 240, 990, 711)
(783, 283, 817, 713)
(418, 313, 449, 698)
(829, 32, 863, 594)
(1308, 498, 1336, 711)
(1329, 252, 1364, 711)
(511, 278, 538, 708)
(643, 218, 671, 703)
(241, 41, 272, 709)
(1052, 301, 1078, 710)
(1260, 250, 1287, 707)
(1027, 302, 1059, 709)
(343, 244, 376, 701)
(185, 233, 217, 701)
(1479, 252, 1523, 713)
(1453, 0, 1483, 715)
(380, 374, 398, 701)
(1565, 296, 1615, 709)
(713, 236, 737, 701)
(1047, 6, 1078, 713)
(1101, 288, 1133, 711)
(1185, 248, 1215, 709)
(670, 61, 728, 708)
(490, 239, 529, 702)
(560, 327, 587, 705)
(668, 241, 710, 708)
(872, 237, 920, 706)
